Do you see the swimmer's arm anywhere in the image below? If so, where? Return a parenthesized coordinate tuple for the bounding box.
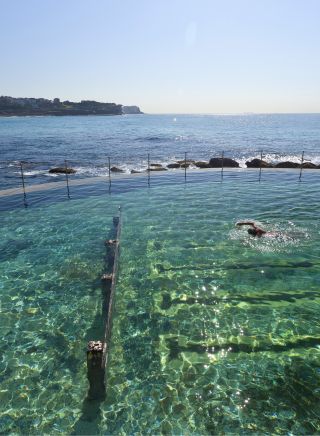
(236, 221, 266, 234)
(236, 221, 257, 227)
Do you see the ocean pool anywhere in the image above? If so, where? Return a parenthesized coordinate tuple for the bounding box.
(0, 170, 320, 434)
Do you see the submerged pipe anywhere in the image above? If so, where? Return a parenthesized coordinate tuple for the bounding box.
(87, 207, 122, 399)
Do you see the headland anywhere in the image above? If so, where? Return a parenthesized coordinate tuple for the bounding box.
(0, 96, 143, 116)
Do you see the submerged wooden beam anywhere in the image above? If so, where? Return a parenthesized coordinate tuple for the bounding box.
(87, 207, 122, 399)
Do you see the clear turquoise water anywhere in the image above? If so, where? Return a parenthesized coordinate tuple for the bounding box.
(0, 171, 320, 434)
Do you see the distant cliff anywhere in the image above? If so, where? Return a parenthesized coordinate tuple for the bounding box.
(0, 96, 125, 116)
(122, 105, 143, 114)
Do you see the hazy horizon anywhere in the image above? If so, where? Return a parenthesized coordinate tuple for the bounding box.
(2, 0, 320, 114)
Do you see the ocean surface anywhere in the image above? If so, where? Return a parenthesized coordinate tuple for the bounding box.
(1, 113, 320, 189)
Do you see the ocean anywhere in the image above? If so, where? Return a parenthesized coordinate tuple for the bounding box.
(1, 113, 320, 189)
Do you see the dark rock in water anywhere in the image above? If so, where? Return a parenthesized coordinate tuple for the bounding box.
(49, 167, 76, 174)
(275, 161, 300, 168)
(302, 162, 318, 169)
(209, 157, 239, 168)
(180, 163, 190, 168)
(130, 169, 141, 174)
(195, 161, 210, 168)
(110, 166, 124, 173)
(177, 159, 195, 165)
(246, 158, 273, 168)
(150, 163, 163, 167)
(167, 163, 181, 169)
(148, 167, 167, 171)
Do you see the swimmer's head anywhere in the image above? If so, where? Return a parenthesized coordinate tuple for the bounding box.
(248, 228, 258, 236)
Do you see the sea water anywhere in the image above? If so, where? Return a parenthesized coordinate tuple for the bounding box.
(1, 113, 320, 188)
(0, 170, 319, 434)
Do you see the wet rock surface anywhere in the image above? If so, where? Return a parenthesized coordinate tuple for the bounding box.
(275, 161, 300, 168)
(49, 167, 76, 174)
(246, 159, 273, 168)
(110, 166, 124, 173)
(167, 163, 181, 169)
(209, 157, 239, 168)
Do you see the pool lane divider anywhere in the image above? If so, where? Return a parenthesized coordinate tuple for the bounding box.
(86, 206, 122, 399)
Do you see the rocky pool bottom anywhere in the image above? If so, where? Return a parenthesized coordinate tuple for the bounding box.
(0, 170, 320, 434)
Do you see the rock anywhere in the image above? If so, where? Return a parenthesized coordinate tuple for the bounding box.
(180, 163, 190, 168)
(150, 163, 163, 167)
(275, 161, 300, 168)
(195, 161, 210, 168)
(246, 159, 273, 168)
(148, 167, 167, 171)
(302, 162, 318, 169)
(177, 159, 195, 165)
(110, 166, 124, 173)
(49, 167, 76, 174)
(130, 169, 141, 174)
(167, 163, 181, 168)
(209, 157, 239, 168)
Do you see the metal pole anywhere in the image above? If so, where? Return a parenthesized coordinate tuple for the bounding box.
(299, 151, 304, 181)
(65, 159, 70, 199)
(184, 151, 187, 181)
(259, 150, 263, 182)
(19, 161, 28, 207)
(108, 156, 111, 190)
(147, 153, 150, 186)
(221, 151, 224, 179)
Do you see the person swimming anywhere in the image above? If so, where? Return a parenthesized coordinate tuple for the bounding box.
(236, 221, 279, 238)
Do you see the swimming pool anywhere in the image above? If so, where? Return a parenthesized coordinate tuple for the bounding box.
(0, 170, 319, 434)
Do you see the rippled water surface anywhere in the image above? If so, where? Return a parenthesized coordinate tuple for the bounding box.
(1, 113, 320, 188)
(0, 171, 320, 434)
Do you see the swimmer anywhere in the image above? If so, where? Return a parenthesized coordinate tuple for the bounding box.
(236, 221, 279, 238)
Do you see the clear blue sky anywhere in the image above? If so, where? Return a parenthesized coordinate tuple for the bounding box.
(1, 0, 320, 113)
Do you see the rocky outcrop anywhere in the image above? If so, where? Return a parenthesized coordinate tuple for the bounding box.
(122, 105, 143, 114)
(130, 169, 141, 174)
(302, 162, 318, 169)
(177, 159, 195, 165)
(49, 167, 76, 174)
(209, 157, 239, 168)
(167, 163, 181, 168)
(110, 166, 124, 173)
(246, 159, 273, 168)
(195, 161, 210, 168)
(148, 166, 167, 171)
(275, 161, 300, 168)
(150, 163, 163, 168)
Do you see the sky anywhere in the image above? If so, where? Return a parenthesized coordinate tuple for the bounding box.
(1, 0, 320, 113)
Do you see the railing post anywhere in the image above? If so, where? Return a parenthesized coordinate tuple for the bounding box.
(64, 159, 70, 199)
(221, 151, 224, 180)
(19, 161, 28, 207)
(87, 341, 106, 399)
(108, 156, 111, 192)
(184, 151, 187, 181)
(299, 151, 304, 181)
(147, 153, 150, 186)
(259, 150, 263, 182)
